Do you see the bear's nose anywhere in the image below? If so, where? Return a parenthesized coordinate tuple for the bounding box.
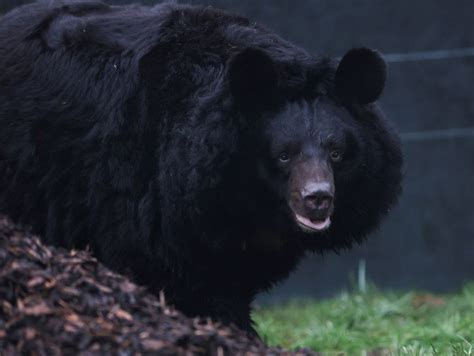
(303, 190, 333, 214)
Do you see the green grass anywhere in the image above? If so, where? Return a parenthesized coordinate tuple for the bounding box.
(253, 283, 474, 355)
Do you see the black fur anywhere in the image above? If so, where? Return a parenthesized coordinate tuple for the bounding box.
(0, 0, 403, 332)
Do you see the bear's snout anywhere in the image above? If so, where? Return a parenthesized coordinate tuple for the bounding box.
(303, 190, 334, 219)
(289, 161, 335, 233)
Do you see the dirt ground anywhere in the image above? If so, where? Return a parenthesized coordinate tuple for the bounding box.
(0, 215, 315, 355)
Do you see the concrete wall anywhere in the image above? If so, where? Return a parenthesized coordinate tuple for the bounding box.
(2, 0, 474, 302)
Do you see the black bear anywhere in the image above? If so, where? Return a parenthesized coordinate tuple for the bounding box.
(0, 0, 403, 332)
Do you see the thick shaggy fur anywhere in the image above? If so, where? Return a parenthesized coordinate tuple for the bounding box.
(0, 1, 403, 331)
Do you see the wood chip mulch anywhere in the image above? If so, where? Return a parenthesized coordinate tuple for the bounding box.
(0, 215, 316, 355)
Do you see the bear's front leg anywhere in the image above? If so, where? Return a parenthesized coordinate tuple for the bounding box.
(173, 291, 257, 336)
(209, 295, 257, 336)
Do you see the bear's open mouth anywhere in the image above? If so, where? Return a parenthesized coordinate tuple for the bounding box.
(294, 214, 331, 233)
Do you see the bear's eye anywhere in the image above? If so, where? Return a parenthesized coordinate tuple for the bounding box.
(330, 150, 343, 162)
(278, 152, 290, 163)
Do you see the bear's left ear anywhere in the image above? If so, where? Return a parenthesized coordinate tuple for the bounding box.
(335, 48, 387, 105)
(227, 48, 278, 109)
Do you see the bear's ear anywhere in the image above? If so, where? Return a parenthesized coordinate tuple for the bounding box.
(335, 48, 387, 105)
(227, 48, 278, 109)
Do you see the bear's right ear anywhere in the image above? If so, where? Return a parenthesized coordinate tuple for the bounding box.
(227, 48, 278, 110)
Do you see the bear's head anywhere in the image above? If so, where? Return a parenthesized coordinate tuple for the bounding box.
(228, 48, 403, 251)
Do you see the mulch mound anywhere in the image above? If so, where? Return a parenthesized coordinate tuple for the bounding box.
(0, 215, 315, 355)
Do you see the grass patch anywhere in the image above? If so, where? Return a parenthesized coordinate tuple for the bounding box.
(253, 283, 474, 355)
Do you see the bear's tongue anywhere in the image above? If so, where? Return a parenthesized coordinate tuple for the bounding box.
(295, 214, 331, 233)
